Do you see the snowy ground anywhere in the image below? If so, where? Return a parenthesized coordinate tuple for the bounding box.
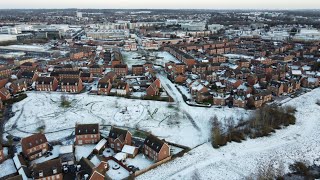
(137, 88, 320, 180)
(125, 154, 153, 170)
(151, 51, 181, 66)
(75, 145, 95, 161)
(121, 51, 146, 69)
(4, 90, 249, 147)
(107, 160, 130, 180)
(0, 159, 16, 178)
(32, 145, 61, 165)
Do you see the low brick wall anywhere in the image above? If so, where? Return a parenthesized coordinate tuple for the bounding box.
(134, 156, 172, 177)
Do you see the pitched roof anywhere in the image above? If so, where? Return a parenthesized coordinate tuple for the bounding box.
(0, 87, 10, 96)
(78, 157, 95, 176)
(60, 78, 81, 85)
(108, 127, 128, 140)
(20, 71, 35, 79)
(36, 77, 56, 84)
(33, 158, 62, 179)
(21, 133, 47, 152)
(75, 124, 99, 135)
(144, 134, 166, 153)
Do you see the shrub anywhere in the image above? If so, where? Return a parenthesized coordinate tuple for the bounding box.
(60, 95, 71, 108)
(4, 93, 28, 105)
(289, 161, 309, 176)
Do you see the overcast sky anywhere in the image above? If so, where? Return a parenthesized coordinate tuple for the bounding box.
(1, 0, 319, 9)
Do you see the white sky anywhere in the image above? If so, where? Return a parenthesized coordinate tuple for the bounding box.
(1, 0, 319, 9)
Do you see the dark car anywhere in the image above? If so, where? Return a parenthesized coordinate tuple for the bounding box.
(13, 137, 21, 142)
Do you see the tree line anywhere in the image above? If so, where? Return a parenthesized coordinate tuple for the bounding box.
(211, 105, 296, 148)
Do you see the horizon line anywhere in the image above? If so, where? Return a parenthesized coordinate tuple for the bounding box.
(0, 8, 320, 10)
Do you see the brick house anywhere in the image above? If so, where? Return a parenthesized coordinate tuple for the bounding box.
(267, 81, 284, 96)
(18, 71, 39, 86)
(174, 74, 187, 84)
(75, 124, 100, 145)
(0, 78, 8, 89)
(174, 63, 187, 74)
(57, 71, 81, 80)
(143, 135, 170, 162)
(10, 79, 28, 94)
(20, 62, 37, 71)
(33, 158, 63, 180)
(89, 64, 103, 76)
(108, 127, 132, 152)
(232, 96, 247, 108)
(60, 78, 83, 93)
(0, 87, 11, 101)
(261, 90, 272, 103)
(35, 77, 59, 91)
(97, 78, 112, 95)
(283, 81, 294, 93)
(0, 66, 12, 77)
(0, 145, 5, 163)
(132, 65, 145, 76)
(105, 72, 117, 83)
(113, 64, 128, 76)
(247, 95, 263, 108)
(146, 83, 160, 97)
(61, 64, 78, 71)
(21, 133, 49, 161)
(111, 82, 130, 96)
(236, 59, 250, 68)
(212, 94, 227, 106)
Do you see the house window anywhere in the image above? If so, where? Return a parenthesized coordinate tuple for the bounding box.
(145, 150, 148, 155)
(111, 144, 114, 148)
(117, 143, 120, 147)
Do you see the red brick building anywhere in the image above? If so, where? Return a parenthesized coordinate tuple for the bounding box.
(0, 87, 11, 101)
(33, 158, 63, 180)
(0, 66, 12, 77)
(113, 64, 128, 76)
(132, 65, 145, 76)
(143, 135, 170, 162)
(75, 124, 100, 145)
(10, 79, 28, 94)
(108, 127, 132, 152)
(35, 77, 59, 91)
(97, 78, 112, 95)
(21, 133, 49, 161)
(60, 78, 83, 93)
(89, 64, 103, 76)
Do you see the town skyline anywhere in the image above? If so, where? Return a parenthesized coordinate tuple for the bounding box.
(1, 0, 320, 9)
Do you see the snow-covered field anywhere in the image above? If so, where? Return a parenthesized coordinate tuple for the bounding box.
(4, 90, 249, 148)
(121, 51, 146, 69)
(137, 88, 320, 180)
(152, 51, 181, 65)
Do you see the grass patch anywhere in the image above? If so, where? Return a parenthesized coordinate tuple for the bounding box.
(60, 95, 72, 108)
(133, 130, 148, 139)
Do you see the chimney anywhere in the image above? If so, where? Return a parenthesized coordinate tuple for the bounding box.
(76, 165, 81, 171)
(39, 171, 43, 177)
(53, 167, 57, 174)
